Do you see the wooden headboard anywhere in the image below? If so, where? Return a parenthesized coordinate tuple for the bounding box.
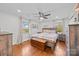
(42, 28, 56, 33)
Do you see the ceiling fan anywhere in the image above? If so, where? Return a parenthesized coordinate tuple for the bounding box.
(34, 11, 51, 19)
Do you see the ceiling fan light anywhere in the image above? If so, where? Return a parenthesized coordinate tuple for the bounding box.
(39, 17, 44, 20)
(17, 9, 21, 13)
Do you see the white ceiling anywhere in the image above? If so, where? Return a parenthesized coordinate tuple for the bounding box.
(0, 3, 75, 19)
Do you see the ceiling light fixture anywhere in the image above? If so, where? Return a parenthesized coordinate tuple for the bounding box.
(56, 16, 59, 19)
(39, 17, 44, 20)
(17, 9, 22, 13)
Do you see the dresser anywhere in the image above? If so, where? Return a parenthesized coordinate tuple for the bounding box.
(0, 32, 12, 56)
(69, 24, 79, 56)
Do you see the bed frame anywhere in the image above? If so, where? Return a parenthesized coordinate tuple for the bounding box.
(31, 28, 57, 51)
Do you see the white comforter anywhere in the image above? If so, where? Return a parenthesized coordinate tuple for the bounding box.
(32, 32, 58, 42)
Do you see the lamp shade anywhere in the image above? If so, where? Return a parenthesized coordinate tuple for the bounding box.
(75, 3, 79, 12)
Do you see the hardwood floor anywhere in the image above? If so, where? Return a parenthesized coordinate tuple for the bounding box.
(12, 40, 67, 56)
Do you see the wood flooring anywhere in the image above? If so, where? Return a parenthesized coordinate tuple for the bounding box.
(12, 40, 67, 56)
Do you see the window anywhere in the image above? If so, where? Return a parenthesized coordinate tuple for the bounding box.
(21, 19, 29, 33)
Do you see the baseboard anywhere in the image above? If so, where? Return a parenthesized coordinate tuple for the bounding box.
(13, 39, 30, 46)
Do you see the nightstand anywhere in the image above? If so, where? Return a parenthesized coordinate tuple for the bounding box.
(57, 33, 66, 42)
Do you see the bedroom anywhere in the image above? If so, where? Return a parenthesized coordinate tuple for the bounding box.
(0, 3, 79, 56)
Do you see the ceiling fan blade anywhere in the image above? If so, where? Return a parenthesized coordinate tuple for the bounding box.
(44, 14, 51, 16)
(43, 16, 48, 19)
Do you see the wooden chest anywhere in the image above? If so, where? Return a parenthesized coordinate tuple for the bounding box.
(31, 37, 47, 51)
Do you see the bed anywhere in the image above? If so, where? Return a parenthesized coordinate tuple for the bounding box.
(31, 28, 58, 50)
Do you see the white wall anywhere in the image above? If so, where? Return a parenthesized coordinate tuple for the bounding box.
(29, 19, 64, 34)
(0, 12, 20, 45)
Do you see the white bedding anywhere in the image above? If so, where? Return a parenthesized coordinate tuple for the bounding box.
(32, 32, 58, 42)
